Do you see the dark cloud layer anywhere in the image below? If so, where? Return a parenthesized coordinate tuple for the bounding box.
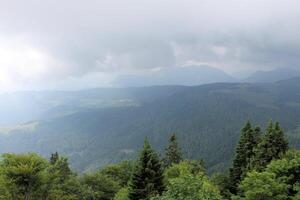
(0, 0, 300, 90)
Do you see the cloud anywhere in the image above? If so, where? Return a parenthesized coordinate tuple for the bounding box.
(0, 0, 300, 90)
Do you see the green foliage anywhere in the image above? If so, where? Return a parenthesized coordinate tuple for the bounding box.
(266, 150, 300, 196)
(99, 160, 135, 187)
(0, 122, 297, 200)
(229, 121, 289, 196)
(211, 173, 231, 200)
(46, 155, 82, 200)
(50, 152, 59, 165)
(114, 188, 130, 200)
(254, 121, 289, 171)
(153, 162, 221, 200)
(293, 185, 300, 200)
(164, 160, 205, 184)
(233, 171, 289, 200)
(163, 134, 183, 168)
(229, 121, 261, 194)
(128, 139, 165, 200)
(0, 176, 11, 200)
(0, 153, 47, 200)
(46, 176, 82, 200)
(0, 158, 84, 200)
(234, 150, 300, 200)
(81, 172, 121, 200)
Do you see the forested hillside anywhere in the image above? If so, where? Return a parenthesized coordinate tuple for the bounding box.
(1, 78, 300, 172)
(0, 86, 186, 125)
(0, 122, 299, 200)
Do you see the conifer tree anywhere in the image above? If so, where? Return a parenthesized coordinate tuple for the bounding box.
(254, 121, 289, 171)
(50, 152, 59, 165)
(164, 133, 183, 168)
(247, 126, 262, 169)
(229, 121, 260, 194)
(273, 122, 289, 155)
(129, 139, 165, 200)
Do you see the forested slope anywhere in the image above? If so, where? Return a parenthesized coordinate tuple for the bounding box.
(1, 78, 300, 172)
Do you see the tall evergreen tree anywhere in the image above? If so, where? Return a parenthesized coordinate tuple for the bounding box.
(129, 139, 165, 200)
(273, 122, 289, 155)
(50, 152, 59, 165)
(247, 126, 262, 169)
(254, 121, 289, 171)
(229, 121, 260, 194)
(164, 133, 183, 168)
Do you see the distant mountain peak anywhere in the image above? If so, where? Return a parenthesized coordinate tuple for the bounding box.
(244, 68, 300, 83)
(114, 65, 236, 87)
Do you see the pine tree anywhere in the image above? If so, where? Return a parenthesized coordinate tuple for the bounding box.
(247, 126, 262, 170)
(164, 133, 183, 168)
(129, 139, 165, 200)
(254, 121, 289, 171)
(229, 121, 261, 194)
(273, 122, 289, 155)
(50, 152, 59, 165)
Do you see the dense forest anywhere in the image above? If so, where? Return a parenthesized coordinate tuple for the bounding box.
(0, 120, 299, 200)
(2, 78, 300, 173)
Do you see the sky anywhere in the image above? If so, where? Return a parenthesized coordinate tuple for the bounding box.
(0, 0, 300, 91)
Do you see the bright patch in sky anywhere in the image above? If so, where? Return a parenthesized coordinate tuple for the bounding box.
(0, 36, 48, 91)
(0, 36, 73, 91)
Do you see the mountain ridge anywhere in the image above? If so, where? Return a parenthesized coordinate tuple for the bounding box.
(244, 68, 300, 83)
(1, 78, 300, 172)
(114, 65, 236, 87)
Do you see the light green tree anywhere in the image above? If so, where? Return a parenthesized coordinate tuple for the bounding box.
(0, 153, 47, 200)
(234, 150, 300, 200)
(0, 175, 11, 200)
(154, 162, 221, 200)
(114, 188, 130, 200)
(81, 172, 121, 200)
(233, 171, 289, 200)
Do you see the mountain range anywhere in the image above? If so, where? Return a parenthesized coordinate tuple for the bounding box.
(1, 77, 300, 173)
(114, 65, 236, 87)
(244, 68, 300, 83)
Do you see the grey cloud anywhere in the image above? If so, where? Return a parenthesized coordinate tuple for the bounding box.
(0, 0, 300, 89)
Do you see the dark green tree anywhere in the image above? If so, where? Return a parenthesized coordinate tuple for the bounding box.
(128, 139, 165, 200)
(50, 152, 59, 165)
(212, 173, 232, 200)
(164, 134, 183, 168)
(229, 121, 260, 194)
(254, 121, 289, 171)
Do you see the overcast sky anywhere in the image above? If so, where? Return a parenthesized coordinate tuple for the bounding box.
(0, 0, 300, 91)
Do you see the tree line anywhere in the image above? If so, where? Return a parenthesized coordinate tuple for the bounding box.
(0, 121, 299, 200)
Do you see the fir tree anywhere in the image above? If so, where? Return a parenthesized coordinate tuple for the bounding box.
(129, 139, 165, 200)
(254, 121, 289, 171)
(50, 152, 59, 165)
(273, 122, 289, 155)
(229, 121, 260, 194)
(164, 133, 183, 168)
(247, 126, 262, 169)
